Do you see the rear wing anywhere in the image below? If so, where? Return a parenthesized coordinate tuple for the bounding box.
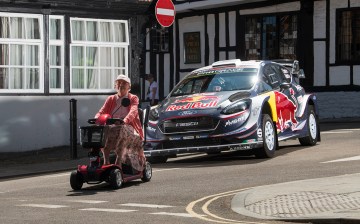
(273, 59, 305, 79)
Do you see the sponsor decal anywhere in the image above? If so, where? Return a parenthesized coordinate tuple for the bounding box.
(195, 135, 208, 139)
(166, 101, 218, 111)
(176, 121, 198, 127)
(224, 115, 247, 127)
(230, 145, 251, 151)
(178, 110, 197, 116)
(183, 136, 195, 140)
(257, 129, 262, 137)
(174, 95, 219, 104)
(242, 139, 256, 143)
(169, 137, 181, 141)
(274, 91, 298, 132)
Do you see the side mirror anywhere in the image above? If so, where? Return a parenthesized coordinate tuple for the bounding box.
(296, 69, 306, 79)
(280, 82, 291, 91)
(291, 60, 300, 75)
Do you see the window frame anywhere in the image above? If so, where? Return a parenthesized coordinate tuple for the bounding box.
(0, 12, 44, 94)
(244, 14, 298, 60)
(336, 8, 360, 63)
(49, 15, 65, 93)
(69, 18, 129, 93)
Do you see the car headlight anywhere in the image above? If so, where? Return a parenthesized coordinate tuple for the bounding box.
(149, 106, 159, 121)
(221, 100, 251, 115)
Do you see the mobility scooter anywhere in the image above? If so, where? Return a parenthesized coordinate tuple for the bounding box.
(70, 100, 152, 190)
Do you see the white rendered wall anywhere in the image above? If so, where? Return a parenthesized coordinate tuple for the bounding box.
(178, 16, 205, 69)
(314, 0, 326, 39)
(207, 14, 216, 65)
(329, 66, 350, 85)
(314, 41, 327, 86)
(0, 95, 107, 152)
(353, 66, 360, 85)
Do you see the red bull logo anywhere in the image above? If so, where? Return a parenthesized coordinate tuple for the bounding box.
(174, 95, 219, 104)
(166, 101, 218, 111)
(274, 91, 298, 132)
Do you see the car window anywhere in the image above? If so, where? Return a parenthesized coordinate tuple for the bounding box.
(170, 68, 258, 96)
(263, 64, 283, 89)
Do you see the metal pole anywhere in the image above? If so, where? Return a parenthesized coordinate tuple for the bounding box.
(69, 99, 77, 159)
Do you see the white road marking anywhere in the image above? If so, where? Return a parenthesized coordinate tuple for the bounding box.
(119, 203, 173, 208)
(67, 200, 107, 204)
(80, 208, 136, 213)
(153, 168, 181, 172)
(46, 173, 69, 178)
(157, 8, 174, 16)
(17, 204, 68, 209)
(322, 131, 353, 134)
(322, 155, 360, 163)
(150, 212, 198, 218)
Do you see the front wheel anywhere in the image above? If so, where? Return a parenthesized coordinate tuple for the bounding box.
(255, 114, 277, 158)
(299, 105, 319, 146)
(141, 162, 152, 182)
(70, 171, 83, 190)
(109, 169, 123, 189)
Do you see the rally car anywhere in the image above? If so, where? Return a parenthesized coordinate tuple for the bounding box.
(144, 59, 320, 163)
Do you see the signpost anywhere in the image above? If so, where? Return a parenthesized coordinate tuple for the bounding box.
(155, 0, 175, 27)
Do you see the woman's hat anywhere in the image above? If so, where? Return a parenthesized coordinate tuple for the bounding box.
(115, 74, 131, 85)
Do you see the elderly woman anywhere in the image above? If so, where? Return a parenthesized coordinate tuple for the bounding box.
(95, 74, 145, 171)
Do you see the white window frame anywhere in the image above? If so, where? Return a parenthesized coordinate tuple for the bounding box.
(69, 18, 129, 93)
(0, 12, 44, 93)
(49, 15, 65, 93)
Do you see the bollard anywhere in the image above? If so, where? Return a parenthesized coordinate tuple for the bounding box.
(69, 99, 78, 159)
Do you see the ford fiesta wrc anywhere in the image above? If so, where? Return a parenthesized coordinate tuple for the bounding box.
(144, 59, 320, 163)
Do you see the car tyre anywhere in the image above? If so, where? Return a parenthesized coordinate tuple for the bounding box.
(255, 114, 277, 158)
(109, 168, 123, 189)
(141, 162, 152, 182)
(70, 171, 83, 190)
(299, 105, 318, 146)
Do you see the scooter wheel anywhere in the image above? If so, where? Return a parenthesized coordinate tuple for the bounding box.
(70, 171, 83, 190)
(109, 168, 123, 189)
(141, 162, 152, 182)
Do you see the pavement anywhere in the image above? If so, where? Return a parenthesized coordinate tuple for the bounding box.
(0, 121, 360, 224)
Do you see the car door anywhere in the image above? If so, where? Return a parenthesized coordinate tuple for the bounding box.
(263, 63, 300, 133)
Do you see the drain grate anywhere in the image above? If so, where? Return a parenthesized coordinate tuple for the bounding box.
(245, 191, 360, 218)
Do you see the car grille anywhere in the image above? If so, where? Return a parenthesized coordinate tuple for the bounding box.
(159, 116, 218, 134)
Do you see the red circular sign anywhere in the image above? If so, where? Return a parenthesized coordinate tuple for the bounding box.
(155, 0, 175, 27)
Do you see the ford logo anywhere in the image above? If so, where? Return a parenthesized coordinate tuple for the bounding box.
(178, 111, 197, 116)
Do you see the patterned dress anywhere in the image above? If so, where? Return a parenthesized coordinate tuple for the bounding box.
(103, 124, 145, 172)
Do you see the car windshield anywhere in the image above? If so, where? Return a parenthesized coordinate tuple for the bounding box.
(170, 68, 258, 97)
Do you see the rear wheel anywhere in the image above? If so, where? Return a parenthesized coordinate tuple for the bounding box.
(70, 171, 83, 190)
(141, 162, 152, 182)
(255, 114, 277, 158)
(109, 169, 123, 189)
(299, 105, 318, 146)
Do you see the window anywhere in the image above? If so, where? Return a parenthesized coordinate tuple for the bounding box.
(245, 15, 298, 60)
(70, 18, 129, 92)
(152, 27, 169, 53)
(0, 13, 43, 93)
(49, 16, 64, 93)
(337, 9, 360, 62)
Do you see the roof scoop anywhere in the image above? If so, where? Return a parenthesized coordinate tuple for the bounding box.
(211, 59, 241, 68)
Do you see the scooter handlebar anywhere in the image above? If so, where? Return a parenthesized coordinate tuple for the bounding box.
(87, 118, 124, 125)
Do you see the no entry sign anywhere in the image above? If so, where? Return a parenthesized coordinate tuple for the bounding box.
(155, 0, 175, 27)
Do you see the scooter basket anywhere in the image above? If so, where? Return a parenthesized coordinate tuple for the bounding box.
(80, 126, 106, 148)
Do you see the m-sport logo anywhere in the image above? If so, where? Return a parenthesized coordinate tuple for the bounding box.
(176, 122, 198, 127)
(178, 111, 197, 116)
